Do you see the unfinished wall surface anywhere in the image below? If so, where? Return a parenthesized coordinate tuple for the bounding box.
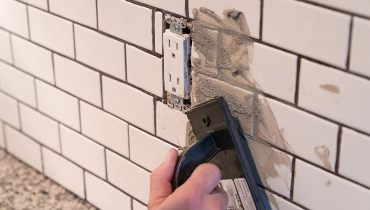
(0, 0, 370, 209)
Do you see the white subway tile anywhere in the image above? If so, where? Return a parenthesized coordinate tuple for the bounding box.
(263, 0, 350, 68)
(98, 0, 152, 50)
(133, 200, 146, 210)
(80, 101, 129, 157)
(259, 189, 303, 210)
(129, 126, 174, 171)
(0, 29, 12, 63)
(293, 159, 370, 209)
(54, 54, 101, 107)
(299, 59, 370, 134)
(49, 0, 97, 28)
(189, 0, 260, 38)
(85, 172, 131, 210)
(5, 125, 42, 172)
(307, 0, 370, 18)
(11, 35, 54, 84)
(0, 62, 36, 107)
(102, 76, 154, 133)
(75, 24, 125, 80)
(156, 101, 187, 146)
(340, 128, 370, 188)
(60, 125, 106, 179)
(350, 17, 370, 78)
(20, 0, 47, 10)
(19, 104, 60, 152)
(134, 0, 185, 16)
(155, 12, 163, 55)
(251, 43, 297, 103)
(106, 150, 150, 204)
(0, 92, 20, 129)
(126, 45, 163, 97)
(0, 122, 4, 148)
(28, 7, 74, 58)
(36, 80, 80, 131)
(42, 147, 85, 198)
(262, 98, 338, 170)
(0, 0, 29, 38)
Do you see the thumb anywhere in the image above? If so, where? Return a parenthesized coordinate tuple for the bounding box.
(149, 148, 178, 206)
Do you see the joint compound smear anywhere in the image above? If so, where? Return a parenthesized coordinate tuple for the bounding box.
(188, 8, 295, 209)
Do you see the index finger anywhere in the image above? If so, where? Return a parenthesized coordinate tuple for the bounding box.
(185, 163, 222, 194)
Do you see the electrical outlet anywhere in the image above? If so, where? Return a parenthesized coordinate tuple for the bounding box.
(163, 29, 191, 99)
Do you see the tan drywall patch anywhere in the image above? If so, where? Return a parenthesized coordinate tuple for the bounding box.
(315, 145, 332, 170)
(320, 84, 340, 94)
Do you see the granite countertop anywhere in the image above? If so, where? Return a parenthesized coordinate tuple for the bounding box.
(0, 149, 97, 210)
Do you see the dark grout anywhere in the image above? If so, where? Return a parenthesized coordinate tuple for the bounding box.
(346, 16, 354, 70)
(26, 5, 31, 40)
(259, 0, 264, 40)
(185, 0, 189, 19)
(290, 157, 296, 199)
(152, 9, 156, 53)
(259, 185, 309, 210)
(335, 126, 343, 173)
(294, 57, 301, 105)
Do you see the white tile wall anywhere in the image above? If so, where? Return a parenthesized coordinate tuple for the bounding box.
(28, 7, 74, 58)
(134, 0, 185, 16)
(80, 101, 129, 157)
(60, 125, 106, 179)
(156, 101, 187, 146)
(19, 104, 60, 152)
(294, 159, 370, 209)
(340, 128, 370, 188)
(259, 189, 303, 210)
(102, 76, 154, 133)
(98, 0, 152, 50)
(265, 98, 338, 170)
(5, 125, 42, 171)
(155, 12, 163, 55)
(0, 122, 4, 148)
(263, 0, 351, 68)
(106, 150, 150, 204)
(0, 29, 12, 63)
(54, 54, 102, 107)
(19, 0, 47, 10)
(42, 147, 85, 198)
(129, 126, 174, 171)
(133, 200, 147, 210)
(189, 0, 260, 38)
(74, 24, 126, 81)
(0, 62, 36, 107)
(299, 59, 370, 134)
(0, 0, 29, 38)
(36, 80, 80, 131)
(350, 17, 370, 77)
(251, 43, 297, 103)
(0, 92, 20, 129)
(85, 172, 131, 210)
(11, 35, 54, 84)
(126, 45, 163, 97)
(307, 0, 370, 18)
(49, 0, 97, 28)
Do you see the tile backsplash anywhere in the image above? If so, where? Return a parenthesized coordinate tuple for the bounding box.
(0, 0, 370, 209)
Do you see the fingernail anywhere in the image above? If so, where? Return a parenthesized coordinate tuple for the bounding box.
(165, 149, 172, 161)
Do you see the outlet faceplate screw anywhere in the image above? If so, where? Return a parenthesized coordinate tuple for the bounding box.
(174, 98, 180, 104)
(174, 25, 180, 31)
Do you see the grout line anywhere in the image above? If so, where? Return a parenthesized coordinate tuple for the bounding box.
(99, 74, 104, 108)
(106, 148, 151, 173)
(124, 44, 128, 82)
(58, 124, 63, 154)
(185, 0, 189, 19)
(78, 100, 82, 132)
(40, 145, 45, 174)
(26, 5, 31, 40)
(47, 0, 50, 11)
(259, 0, 264, 40)
(127, 125, 131, 160)
(290, 157, 296, 200)
(95, 0, 99, 29)
(294, 57, 301, 105)
(131, 198, 134, 210)
(152, 9, 156, 53)
(346, 16, 354, 70)
(335, 126, 343, 173)
(1, 122, 8, 152)
(83, 170, 87, 199)
(260, 185, 309, 210)
(17, 102, 23, 131)
(153, 97, 157, 136)
(8, 33, 15, 65)
(33, 78, 39, 109)
(104, 148, 108, 180)
(51, 53, 56, 85)
(72, 23, 77, 59)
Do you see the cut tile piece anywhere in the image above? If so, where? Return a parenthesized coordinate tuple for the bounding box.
(102, 76, 154, 133)
(19, 0, 48, 10)
(0, 29, 12, 63)
(0, 62, 36, 108)
(299, 59, 370, 134)
(12, 35, 54, 84)
(42, 147, 85, 198)
(350, 17, 370, 78)
(294, 159, 370, 209)
(85, 172, 131, 210)
(54, 54, 101, 107)
(80, 101, 129, 157)
(0, 0, 29, 38)
(20, 104, 60, 152)
(75, 24, 126, 80)
(0, 92, 20, 129)
(106, 150, 150, 204)
(36, 80, 80, 131)
(155, 12, 164, 55)
(133, 200, 147, 210)
(126, 45, 163, 97)
(134, 0, 185, 16)
(307, 0, 370, 18)
(340, 128, 370, 188)
(5, 125, 42, 172)
(259, 188, 303, 210)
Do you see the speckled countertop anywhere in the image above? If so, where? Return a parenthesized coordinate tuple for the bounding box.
(0, 149, 97, 210)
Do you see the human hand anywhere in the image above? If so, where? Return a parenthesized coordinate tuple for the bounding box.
(148, 148, 229, 210)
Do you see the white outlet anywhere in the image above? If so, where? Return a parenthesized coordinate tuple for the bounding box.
(163, 29, 191, 99)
